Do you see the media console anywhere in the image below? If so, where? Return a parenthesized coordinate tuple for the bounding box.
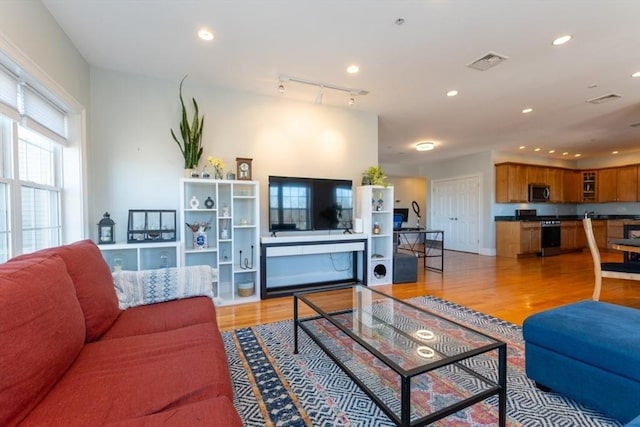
(260, 233, 368, 298)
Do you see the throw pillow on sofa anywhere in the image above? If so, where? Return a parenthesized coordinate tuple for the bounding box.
(112, 265, 217, 309)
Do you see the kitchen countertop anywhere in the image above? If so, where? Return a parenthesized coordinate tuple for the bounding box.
(494, 215, 640, 222)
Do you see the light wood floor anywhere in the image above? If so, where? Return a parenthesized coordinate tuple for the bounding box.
(216, 249, 640, 331)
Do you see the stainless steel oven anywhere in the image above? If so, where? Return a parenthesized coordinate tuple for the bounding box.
(540, 220, 561, 257)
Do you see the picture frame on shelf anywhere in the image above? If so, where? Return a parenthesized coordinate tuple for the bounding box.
(127, 209, 177, 243)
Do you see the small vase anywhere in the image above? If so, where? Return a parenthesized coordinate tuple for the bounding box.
(184, 168, 193, 178)
(215, 167, 223, 180)
(193, 231, 208, 249)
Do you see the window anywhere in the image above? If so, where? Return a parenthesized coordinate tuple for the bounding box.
(0, 65, 68, 262)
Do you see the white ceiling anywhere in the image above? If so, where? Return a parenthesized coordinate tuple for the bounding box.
(42, 0, 640, 166)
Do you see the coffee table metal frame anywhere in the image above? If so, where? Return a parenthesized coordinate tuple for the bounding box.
(293, 284, 506, 427)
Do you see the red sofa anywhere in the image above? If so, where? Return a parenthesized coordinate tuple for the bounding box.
(0, 240, 242, 427)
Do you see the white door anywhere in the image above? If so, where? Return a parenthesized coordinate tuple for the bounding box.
(431, 176, 480, 253)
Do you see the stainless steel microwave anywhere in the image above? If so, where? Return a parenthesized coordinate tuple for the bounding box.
(528, 184, 550, 202)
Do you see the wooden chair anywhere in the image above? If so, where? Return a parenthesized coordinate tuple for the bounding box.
(583, 218, 640, 300)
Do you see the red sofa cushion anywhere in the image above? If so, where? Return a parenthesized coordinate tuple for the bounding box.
(11, 239, 121, 342)
(0, 254, 86, 427)
(20, 323, 235, 426)
(104, 397, 243, 427)
(101, 296, 218, 340)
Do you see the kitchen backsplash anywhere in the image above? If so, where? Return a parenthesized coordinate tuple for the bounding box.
(493, 202, 640, 218)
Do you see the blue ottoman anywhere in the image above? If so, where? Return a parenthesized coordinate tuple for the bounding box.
(523, 300, 640, 424)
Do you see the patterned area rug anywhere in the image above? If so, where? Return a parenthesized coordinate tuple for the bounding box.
(223, 296, 621, 426)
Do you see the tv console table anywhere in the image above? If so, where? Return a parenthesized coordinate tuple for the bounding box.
(260, 233, 368, 298)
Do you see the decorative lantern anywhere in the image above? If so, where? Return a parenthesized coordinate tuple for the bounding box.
(98, 212, 115, 244)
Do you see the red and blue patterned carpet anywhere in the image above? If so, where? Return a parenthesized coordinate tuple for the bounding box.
(223, 295, 621, 426)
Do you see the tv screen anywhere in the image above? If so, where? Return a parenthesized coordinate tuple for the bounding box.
(269, 176, 353, 232)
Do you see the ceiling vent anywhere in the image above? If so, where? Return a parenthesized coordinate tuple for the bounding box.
(466, 51, 509, 71)
(587, 93, 622, 104)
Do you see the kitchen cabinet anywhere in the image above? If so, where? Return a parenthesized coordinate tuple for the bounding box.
(562, 170, 582, 203)
(495, 163, 528, 203)
(607, 220, 624, 242)
(582, 171, 597, 202)
(617, 165, 637, 201)
(496, 221, 540, 258)
(591, 220, 607, 249)
(560, 220, 586, 251)
(547, 168, 563, 202)
(597, 166, 637, 202)
(597, 168, 618, 202)
(526, 166, 547, 185)
(521, 222, 541, 254)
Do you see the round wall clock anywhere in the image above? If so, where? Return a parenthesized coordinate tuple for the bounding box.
(236, 157, 253, 180)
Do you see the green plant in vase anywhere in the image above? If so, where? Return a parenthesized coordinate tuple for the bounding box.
(363, 165, 388, 186)
(171, 75, 204, 174)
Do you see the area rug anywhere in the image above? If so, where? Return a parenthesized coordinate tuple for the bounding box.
(223, 296, 621, 426)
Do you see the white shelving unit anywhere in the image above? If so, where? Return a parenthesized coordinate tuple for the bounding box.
(180, 178, 260, 306)
(355, 185, 394, 285)
(99, 242, 180, 272)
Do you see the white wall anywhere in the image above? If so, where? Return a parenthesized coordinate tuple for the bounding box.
(419, 151, 495, 252)
(90, 68, 378, 242)
(0, 1, 90, 244)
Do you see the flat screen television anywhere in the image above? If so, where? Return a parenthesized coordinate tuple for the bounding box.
(269, 176, 353, 232)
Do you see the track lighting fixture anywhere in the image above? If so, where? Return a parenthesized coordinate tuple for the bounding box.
(278, 74, 368, 105)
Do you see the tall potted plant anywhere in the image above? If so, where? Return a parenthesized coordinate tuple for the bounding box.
(171, 75, 204, 175)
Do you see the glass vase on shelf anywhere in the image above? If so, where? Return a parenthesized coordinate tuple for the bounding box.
(214, 166, 223, 179)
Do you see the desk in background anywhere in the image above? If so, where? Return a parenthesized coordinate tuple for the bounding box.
(394, 229, 444, 272)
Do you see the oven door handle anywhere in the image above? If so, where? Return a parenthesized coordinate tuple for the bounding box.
(544, 187, 550, 200)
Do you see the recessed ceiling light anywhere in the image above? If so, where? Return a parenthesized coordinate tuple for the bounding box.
(197, 29, 214, 41)
(562, 152, 569, 156)
(522, 108, 533, 114)
(574, 153, 581, 157)
(416, 141, 435, 151)
(534, 148, 541, 152)
(395, 18, 405, 26)
(519, 146, 526, 149)
(347, 65, 359, 74)
(632, 71, 640, 78)
(552, 35, 572, 46)
(447, 90, 458, 97)
(612, 151, 619, 154)
(548, 150, 555, 154)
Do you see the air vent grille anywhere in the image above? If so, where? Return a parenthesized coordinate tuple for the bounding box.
(587, 93, 622, 104)
(466, 51, 509, 71)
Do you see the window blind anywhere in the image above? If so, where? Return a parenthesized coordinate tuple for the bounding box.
(19, 84, 67, 145)
(0, 66, 19, 121)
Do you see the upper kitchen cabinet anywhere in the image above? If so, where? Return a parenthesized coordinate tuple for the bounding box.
(526, 165, 547, 185)
(496, 163, 528, 203)
(563, 170, 582, 203)
(495, 163, 563, 203)
(597, 166, 637, 202)
(547, 168, 563, 202)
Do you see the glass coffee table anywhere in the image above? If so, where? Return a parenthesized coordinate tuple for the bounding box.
(293, 285, 506, 426)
